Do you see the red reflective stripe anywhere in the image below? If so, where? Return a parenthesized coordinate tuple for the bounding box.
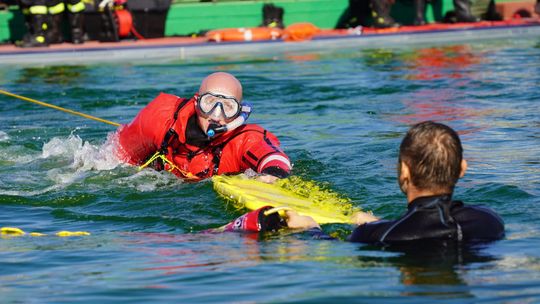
(258, 155, 291, 172)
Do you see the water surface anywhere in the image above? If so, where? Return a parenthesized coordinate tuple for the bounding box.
(1, 39, 539, 302)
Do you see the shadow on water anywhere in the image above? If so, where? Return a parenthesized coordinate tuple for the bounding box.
(356, 241, 499, 298)
(15, 66, 90, 85)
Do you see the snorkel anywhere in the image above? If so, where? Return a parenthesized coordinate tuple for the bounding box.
(207, 102, 252, 137)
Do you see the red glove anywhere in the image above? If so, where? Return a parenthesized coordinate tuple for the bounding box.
(206, 206, 286, 233)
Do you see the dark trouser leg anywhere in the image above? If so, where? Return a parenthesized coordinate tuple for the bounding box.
(47, 14, 65, 44)
(47, 0, 65, 43)
(414, 0, 426, 25)
(454, 0, 479, 22)
(67, 0, 85, 43)
(68, 12, 84, 43)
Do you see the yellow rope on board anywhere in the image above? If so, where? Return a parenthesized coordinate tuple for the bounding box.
(138, 151, 197, 179)
(263, 206, 292, 217)
(1, 226, 90, 237)
(0, 89, 120, 127)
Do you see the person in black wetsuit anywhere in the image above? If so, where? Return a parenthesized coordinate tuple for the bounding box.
(347, 121, 504, 244)
(285, 121, 504, 244)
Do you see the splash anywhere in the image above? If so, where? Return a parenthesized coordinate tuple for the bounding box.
(37, 132, 124, 187)
(0, 131, 9, 142)
(42, 132, 122, 171)
(0, 133, 126, 196)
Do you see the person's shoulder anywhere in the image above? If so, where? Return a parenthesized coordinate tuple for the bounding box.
(455, 201, 504, 222)
(454, 201, 505, 240)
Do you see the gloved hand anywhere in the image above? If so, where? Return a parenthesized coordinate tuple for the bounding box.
(207, 206, 286, 233)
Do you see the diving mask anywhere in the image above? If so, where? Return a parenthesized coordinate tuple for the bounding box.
(197, 92, 241, 120)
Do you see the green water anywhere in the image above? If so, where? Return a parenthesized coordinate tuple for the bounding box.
(1, 39, 540, 302)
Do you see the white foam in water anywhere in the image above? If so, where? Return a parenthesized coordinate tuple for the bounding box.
(0, 131, 9, 142)
(1, 132, 178, 196)
(116, 169, 180, 192)
(42, 132, 123, 171)
(0, 133, 127, 197)
(0, 184, 62, 197)
(36, 132, 124, 188)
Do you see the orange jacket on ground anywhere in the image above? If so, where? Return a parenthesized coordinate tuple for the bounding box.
(116, 93, 291, 180)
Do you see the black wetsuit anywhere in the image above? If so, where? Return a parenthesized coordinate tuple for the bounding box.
(348, 195, 505, 244)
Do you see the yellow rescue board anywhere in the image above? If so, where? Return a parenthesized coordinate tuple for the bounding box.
(212, 174, 360, 224)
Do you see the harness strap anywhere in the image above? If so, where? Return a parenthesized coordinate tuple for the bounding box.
(159, 97, 190, 154)
(138, 97, 190, 172)
(138, 151, 197, 179)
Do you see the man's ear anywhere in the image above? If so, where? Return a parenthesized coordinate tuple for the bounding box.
(400, 161, 411, 180)
(398, 161, 411, 195)
(459, 159, 468, 178)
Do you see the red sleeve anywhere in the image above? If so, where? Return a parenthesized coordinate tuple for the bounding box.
(116, 93, 178, 165)
(241, 129, 292, 177)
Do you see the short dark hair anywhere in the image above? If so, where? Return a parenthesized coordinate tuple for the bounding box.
(399, 121, 463, 193)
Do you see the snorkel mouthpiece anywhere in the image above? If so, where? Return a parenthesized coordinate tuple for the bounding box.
(206, 102, 252, 138)
(207, 123, 226, 137)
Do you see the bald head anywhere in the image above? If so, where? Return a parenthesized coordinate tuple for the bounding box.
(198, 72, 243, 102)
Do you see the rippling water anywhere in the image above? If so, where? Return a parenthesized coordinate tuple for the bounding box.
(1, 38, 540, 302)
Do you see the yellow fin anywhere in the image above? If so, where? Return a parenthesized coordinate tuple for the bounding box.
(56, 231, 91, 237)
(1, 227, 26, 236)
(29, 232, 47, 236)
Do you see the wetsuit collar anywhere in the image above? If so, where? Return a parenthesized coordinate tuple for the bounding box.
(408, 194, 453, 210)
(185, 114, 212, 147)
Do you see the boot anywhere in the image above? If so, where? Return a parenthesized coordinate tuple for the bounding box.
(68, 13, 85, 44)
(414, 0, 426, 25)
(370, 0, 399, 28)
(261, 3, 284, 28)
(453, 0, 479, 22)
(47, 13, 64, 44)
(482, 0, 502, 21)
(16, 13, 50, 48)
